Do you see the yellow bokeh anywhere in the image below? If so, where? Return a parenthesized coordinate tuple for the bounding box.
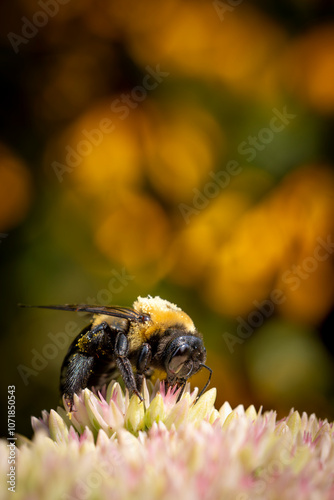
(94, 191, 172, 280)
(142, 102, 224, 204)
(283, 24, 334, 113)
(170, 191, 252, 286)
(53, 100, 144, 199)
(129, 2, 286, 101)
(205, 165, 334, 322)
(49, 99, 223, 207)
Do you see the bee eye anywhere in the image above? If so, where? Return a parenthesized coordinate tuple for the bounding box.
(168, 344, 191, 374)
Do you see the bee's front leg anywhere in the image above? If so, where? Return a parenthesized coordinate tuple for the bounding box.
(176, 380, 186, 402)
(165, 377, 186, 402)
(135, 343, 152, 392)
(114, 332, 143, 401)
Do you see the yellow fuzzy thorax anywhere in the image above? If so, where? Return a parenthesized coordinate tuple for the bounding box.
(129, 296, 195, 349)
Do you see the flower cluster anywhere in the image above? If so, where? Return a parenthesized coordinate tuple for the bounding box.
(2, 380, 334, 499)
(31, 380, 217, 438)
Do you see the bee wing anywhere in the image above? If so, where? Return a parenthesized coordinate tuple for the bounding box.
(18, 304, 141, 322)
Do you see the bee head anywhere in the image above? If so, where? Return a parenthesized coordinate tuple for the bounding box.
(164, 335, 207, 384)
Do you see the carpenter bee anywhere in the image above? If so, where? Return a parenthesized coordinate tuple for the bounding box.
(21, 296, 211, 410)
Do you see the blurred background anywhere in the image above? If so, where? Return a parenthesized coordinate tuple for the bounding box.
(1, 0, 334, 438)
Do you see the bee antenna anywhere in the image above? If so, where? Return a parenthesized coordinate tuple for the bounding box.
(196, 364, 212, 400)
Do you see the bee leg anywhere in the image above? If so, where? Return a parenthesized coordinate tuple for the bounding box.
(62, 354, 95, 412)
(135, 343, 152, 392)
(114, 332, 143, 401)
(60, 322, 116, 409)
(176, 380, 186, 402)
(165, 377, 186, 402)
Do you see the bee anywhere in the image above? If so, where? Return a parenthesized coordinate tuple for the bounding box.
(21, 296, 212, 410)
